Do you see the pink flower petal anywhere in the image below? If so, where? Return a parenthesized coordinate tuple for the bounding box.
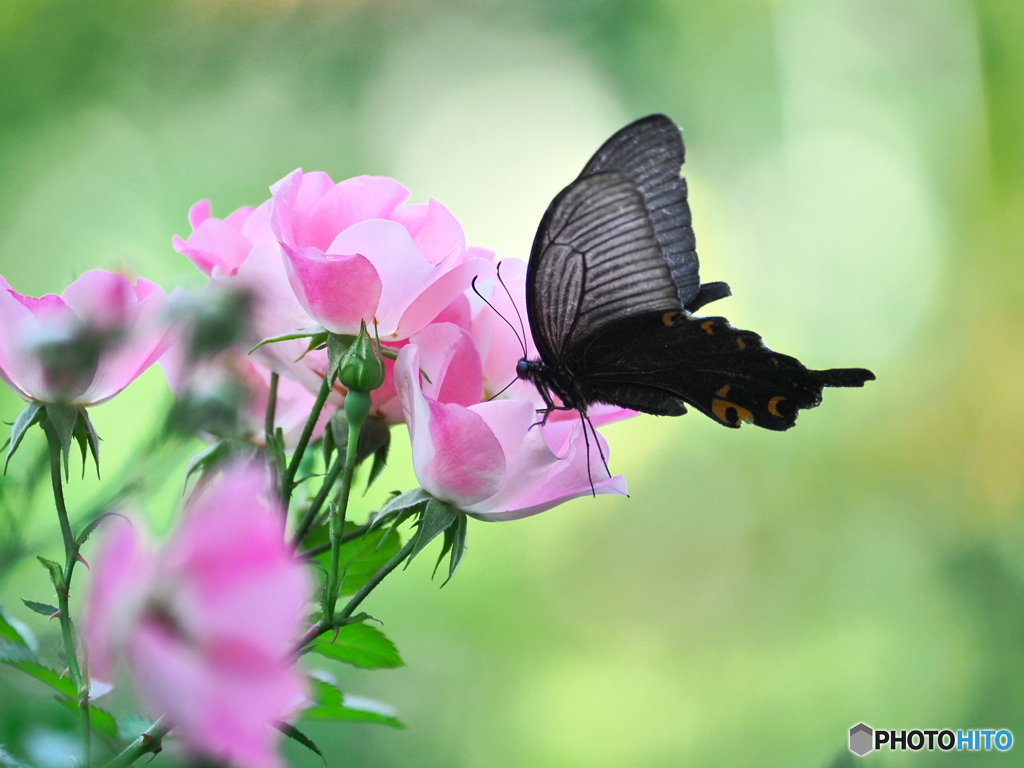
(280, 243, 382, 336)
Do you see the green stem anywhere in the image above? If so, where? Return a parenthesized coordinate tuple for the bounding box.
(323, 414, 363, 621)
(42, 420, 91, 766)
(291, 452, 344, 548)
(101, 717, 170, 768)
(295, 536, 416, 654)
(281, 373, 332, 507)
(335, 537, 417, 624)
(264, 372, 279, 448)
(298, 521, 373, 560)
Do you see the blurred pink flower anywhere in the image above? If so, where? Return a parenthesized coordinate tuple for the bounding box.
(470, 257, 636, 427)
(395, 345, 627, 521)
(172, 200, 327, 395)
(84, 463, 312, 768)
(270, 170, 492, 341)
(161, 345, 331, 449)
(0, 270, 174, 405)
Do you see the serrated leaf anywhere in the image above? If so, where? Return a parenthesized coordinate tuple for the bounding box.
(309, 678, 343, 708)
(0, 606, 36, 649)
(407, 497, 458, 565)
(76, 511, 123, 549)
(53, 698, 119, 739)
(4, 402, 43, 473)
(20, 599, 57, 617)
(303, 695, 403, 728)
(0, 654, 75, 698)
(35, 557, 63, 585)
(312, 622, 403, 669)
(116, 715, 152, 743)
(0, 641, 37, 664)
(276, 722, 326, 764)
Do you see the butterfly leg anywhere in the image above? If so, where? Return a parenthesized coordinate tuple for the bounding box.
(579, 409, 595, 497)
(584, 413, 612, 480)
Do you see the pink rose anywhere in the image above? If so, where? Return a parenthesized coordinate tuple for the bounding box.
(172, 200, 327, 396)
(395, 345, 627, 521)
(0, 270, 174, 405)
(84, 463, 313, 768)
(270, 170, 492, 341)
(160, 345, 331, 449)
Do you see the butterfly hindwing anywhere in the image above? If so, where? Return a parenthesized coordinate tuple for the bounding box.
(568, 311, 875, 430)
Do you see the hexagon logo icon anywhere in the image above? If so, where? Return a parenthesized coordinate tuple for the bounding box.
(849, 723, 874, 756)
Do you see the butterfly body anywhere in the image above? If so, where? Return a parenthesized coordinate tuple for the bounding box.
(518, 114, 874, 431)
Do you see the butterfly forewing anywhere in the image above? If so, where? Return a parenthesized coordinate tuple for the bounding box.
(579, 114, 700, 306)
(527, 172, 682, 362)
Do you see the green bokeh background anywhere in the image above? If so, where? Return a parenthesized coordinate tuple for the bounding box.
(1, 0, 1022, 766)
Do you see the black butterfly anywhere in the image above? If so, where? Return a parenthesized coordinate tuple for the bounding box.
(516, 114, 875, 439)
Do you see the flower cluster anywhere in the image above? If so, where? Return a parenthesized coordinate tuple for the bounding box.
(0, 169, 630, 767)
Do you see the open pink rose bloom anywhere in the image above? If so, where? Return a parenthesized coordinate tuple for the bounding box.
(0, 270, 174, 405)
(84, 464, 313, 768)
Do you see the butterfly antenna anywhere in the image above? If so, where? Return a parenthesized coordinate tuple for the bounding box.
(496, 261, 529, 359)
(586, 414, 611, 479)
(579, 410, 595, 497)
(471, 276, 527, 358)
(486, 376, 519, 402)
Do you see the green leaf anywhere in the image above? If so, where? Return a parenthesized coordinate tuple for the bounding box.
(407, 497, 458, 565)
(0, 606, 36, 649)
(312, 622, 404, 669)
(0, 652, 75, 698)
(76, 511, 122, 549)
(53, 698, 119, 740)
(184, 439, 236, 484)
(366, 440, 389, 491)
(36, 557, 63, 586)
(303, 696, 403, 728)
(20, 599, 57, 617)
(4, 402, 43, 472)
(0, 745, 31, 768)
(308, 677, 343, 708)
(276, 722, 326, 764)
(310, 523, 402, 597)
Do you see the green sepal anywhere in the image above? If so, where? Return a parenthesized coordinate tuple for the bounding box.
(3, 402, 43, 473)
(334, 323, 385, 392)
(184, 438, 240, 484)
(74, 407, 101, 479)
(311, 621, 404, 669)
(0, 605, 36, 649)
(20, 599, 58, 617)
(249, 329, 326, 356)
(42, 404, 81, 480)
(406, 496, 458, 566)
(327, 333, 353, 382)
(434, 509, 469, 585)
(276, 722, 326, 765)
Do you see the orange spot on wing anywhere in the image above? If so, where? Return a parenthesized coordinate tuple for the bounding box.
(712, 398, 754, 425)
(768, 396, 786, 417)
(736, 337, 746, 349)
(662, 311, 678, 326)
(716, 385, 731, 397)
(701, 320, 715, 335)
